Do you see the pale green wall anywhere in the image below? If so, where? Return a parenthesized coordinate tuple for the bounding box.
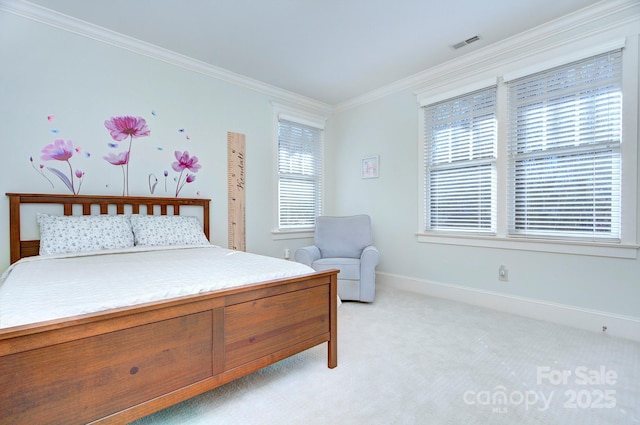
(1, 5, 639, 321)
(0, 10, 325, 269)
(326, 15, 640, 318)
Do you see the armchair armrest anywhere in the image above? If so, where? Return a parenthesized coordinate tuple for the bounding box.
(360, 245, 380, 268)
(294, 245, 321, 267)
(359, 245, 380, 302)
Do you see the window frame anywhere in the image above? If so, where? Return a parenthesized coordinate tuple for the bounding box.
(271, 103, 327, 240)
(416, 41, 639, 259)
(506, 50, 623, 242)
(422, 85, 498, 235)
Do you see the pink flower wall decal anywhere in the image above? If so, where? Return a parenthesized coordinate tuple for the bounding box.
(103, 151, 130, 196)
(104, 116, 150, 195)
(39, 139, 83, 194)
(29, 114, 202, 197)
(104, 116, 150, 141)
(172, 150, 201, 197)
(40, 139, 74, 161)
(172, 150, 202, 173)
(103, 151, 130, 166)
(75, 169, 84, 193)
(30, 156, 54, 188)
(148, 173, 158, 194)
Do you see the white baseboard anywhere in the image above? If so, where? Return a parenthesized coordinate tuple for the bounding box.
(376, 272, 640, 342)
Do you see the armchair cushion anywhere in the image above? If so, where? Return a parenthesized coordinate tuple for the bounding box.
(314, 215, 372, 258)
(313, 257, 360, 280)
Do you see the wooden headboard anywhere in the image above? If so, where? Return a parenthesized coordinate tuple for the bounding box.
(6, 193, 211, 264)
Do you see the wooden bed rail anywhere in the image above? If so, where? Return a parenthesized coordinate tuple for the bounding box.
(6, 193, 211, 264)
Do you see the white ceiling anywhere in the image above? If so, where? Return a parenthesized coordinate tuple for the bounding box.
(24, 0, 601, 105)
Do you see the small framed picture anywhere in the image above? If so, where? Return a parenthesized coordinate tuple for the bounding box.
(361, 155, 379, 179)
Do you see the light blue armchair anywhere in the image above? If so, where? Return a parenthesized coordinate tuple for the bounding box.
(294, 215, 380, 302)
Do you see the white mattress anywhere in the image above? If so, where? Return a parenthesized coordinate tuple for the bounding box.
(0, 245, 316, 329)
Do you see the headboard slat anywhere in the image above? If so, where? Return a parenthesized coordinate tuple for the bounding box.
(8, 196, 21, 264)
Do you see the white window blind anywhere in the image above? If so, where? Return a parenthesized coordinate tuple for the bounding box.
(423, 86, 497, 233)
(278, 119, 323, 230)
(507, 50, 622, 240)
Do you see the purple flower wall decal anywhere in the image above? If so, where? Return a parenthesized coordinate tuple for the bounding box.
(172, 150, 201, 197)
(39, 139, 83, 194)
(104, 116, 150, 195)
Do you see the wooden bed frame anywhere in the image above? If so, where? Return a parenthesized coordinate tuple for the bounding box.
(0, 193, 338, 424)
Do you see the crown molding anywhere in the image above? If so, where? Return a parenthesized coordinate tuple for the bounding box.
(2, 0, 637, 115)
(335, 0, 640, 112)
(0, 0, 333, 116)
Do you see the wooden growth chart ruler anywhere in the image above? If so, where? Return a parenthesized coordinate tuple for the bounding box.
(227, 132, 246, 251)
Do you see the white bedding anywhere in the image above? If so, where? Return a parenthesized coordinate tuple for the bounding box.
(0, 245, 316, 329)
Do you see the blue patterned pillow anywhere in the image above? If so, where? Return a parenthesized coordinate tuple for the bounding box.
(38, 213, 134, 255)
(129, 215, 209, 246)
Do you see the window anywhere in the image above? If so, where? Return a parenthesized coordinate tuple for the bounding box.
(422, 86, 497, 234)
(506, 50, 622, 241)
(277, 119, 324, 230)
(417, 43, 636, 257)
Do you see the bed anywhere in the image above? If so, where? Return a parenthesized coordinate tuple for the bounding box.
(0, 193, 338, 424)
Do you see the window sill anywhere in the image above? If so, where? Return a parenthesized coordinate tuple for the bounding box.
(271, 229, 315, 240)
(416, 233, 639, 259)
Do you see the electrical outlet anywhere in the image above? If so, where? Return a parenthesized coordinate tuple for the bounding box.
(499, 265, 508, 282)
(284, 248, 290, 260)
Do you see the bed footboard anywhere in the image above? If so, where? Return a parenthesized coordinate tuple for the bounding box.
(0, 271, 338, 425)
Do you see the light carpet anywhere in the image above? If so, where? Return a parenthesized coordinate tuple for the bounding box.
(132, 284, 640, 425)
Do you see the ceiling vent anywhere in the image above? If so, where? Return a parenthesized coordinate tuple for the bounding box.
(451, 35, 480, 50)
